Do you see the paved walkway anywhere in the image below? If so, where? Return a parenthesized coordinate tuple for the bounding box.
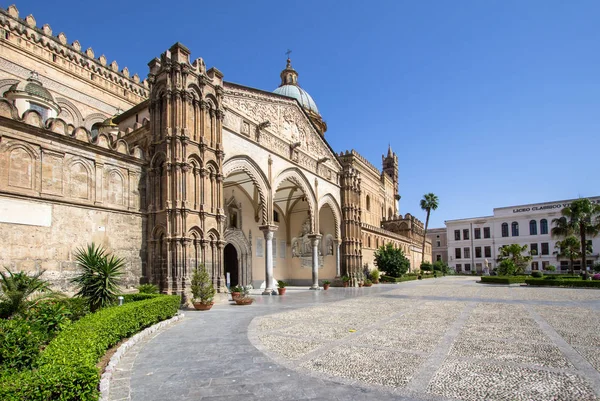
(108, 277, 600, 401)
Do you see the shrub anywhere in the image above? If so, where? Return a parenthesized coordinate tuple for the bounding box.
(190, 265, 215, 304)
(71, 243, 125, 311)
(137, 283, 159, 294)
(496, 259, 517, 276)
(370, 269, 380, 282)
(380, 275, 418, 283)
(420, 262, 433, 272)
(480, 276, 527, 284)
(531, 270, 543, 278)
(592, 274, 600, 281)
(544, 265, 557, 272)
(525, 279, 600, 288)
(0, 295, 180, 401)
(374, 244, 410, 277)
(364, 279, 372, 286)
(593, 262, 600, 273)
(0, 318, 47, 372)
(120, 293, 162, 303)
(24, 300, 72, 334)
(277, 280, 287, 288)
(59, 298, 90, 322)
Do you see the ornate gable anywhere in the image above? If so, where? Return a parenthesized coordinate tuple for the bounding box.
(222, 84, 340, 183)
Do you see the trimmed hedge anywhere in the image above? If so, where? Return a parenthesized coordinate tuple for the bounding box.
(0, 295, 180, 401)
(381, 275, 417, 283)
(525, 279, 600, 288)
(480, 276, 527, 284)
(120, 293, 163, 303)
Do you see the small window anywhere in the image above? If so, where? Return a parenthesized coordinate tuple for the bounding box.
(484, 246, 491, 258)
(366, 195, 371, 212)
(436, 241, 441, 247)
(368, 237, 371, 248)
(532, 261, 539, 270)
(464, 247, 470, 258)
(484, 227, 491, 238)
(541, 242, 549, 255)
(474, 228, 481, 239)
(475, 247, 482, 258)
(542, 261, 549, 269)
(455, 248, 461, 259)
(530, 243, 538, 255)
(465, 263, 471, 271)
(91, 122, 102, 138)
(436, 255, 442, 261)
(463, 229, 470, 240)
(456, 264, 462, 272)
(512, 222, 519, 237)
(540, 219, 548, 235)
(454, 230, 460, 241)
(529, 220, 537, 235)
(273, 210, 279, 223)
(501, 223, 509, 237)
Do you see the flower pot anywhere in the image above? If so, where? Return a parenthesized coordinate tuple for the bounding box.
(358, 283, 364, 287)
(323, 284, 330, 290)
(277, 288, 286, 295)
(193, 301, 214, 311)
(343, 281, 349, 288)
(234, 297, 254, 305)
(373, 280, 379, 284)
(364, 283, 372, 287)
(231, 292, 241, 300)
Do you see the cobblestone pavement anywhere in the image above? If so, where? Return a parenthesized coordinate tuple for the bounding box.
(109, 277, 600, 401)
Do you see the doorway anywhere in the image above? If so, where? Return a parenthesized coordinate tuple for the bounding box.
(224, 243, 239, 287)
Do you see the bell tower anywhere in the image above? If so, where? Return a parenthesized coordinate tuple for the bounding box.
(146, 43, 227, 297)
(382, 145, 400, 210)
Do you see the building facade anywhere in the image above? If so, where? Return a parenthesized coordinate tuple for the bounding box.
(427, 227, 448, 264)
(445, 197, 600, 273)
(0, 5, 429, 297)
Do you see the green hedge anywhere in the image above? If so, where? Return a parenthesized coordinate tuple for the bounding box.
(480, 276, 528, 284)
(0, 295, 180, 401)
(525, 279, 600, 288)
(381, 275, 418, 283)
(120, 293, 163, 303)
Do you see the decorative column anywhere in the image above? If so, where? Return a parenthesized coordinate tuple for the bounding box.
(259, 224, 278, 295)
(308, 234, 322, 290)
(335, 240, 341, 277)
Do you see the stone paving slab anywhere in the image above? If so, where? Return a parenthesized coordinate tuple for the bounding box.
(108, 277, 600, 401)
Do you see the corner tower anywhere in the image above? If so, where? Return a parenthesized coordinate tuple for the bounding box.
(382, 145, 400, 205)
(273, 57, 327, 135)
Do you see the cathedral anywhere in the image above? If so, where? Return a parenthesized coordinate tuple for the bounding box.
(0, 5, 431, 297)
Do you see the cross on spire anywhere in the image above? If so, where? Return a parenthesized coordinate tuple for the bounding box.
(285, 49, 292, 58)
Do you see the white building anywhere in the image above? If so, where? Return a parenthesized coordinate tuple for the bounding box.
(445, 197, 600, 273)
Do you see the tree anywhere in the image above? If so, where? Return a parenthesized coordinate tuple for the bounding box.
(190, 264, 215, 304)
(553, 236, 583, 274)
(551, 198, 600, 276)
(420, 193, 439, 265)
(433, 260, 450, 274)
(71, 243, 124, 311)
(497, 244, 532, 275)
(0, 268, 57, 318)
(497, 259, 517, 276)
(374, 243, 411, 277)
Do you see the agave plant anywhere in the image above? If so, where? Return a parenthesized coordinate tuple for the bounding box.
(0, 268, 57, 318)
(71, 243, 125, 311)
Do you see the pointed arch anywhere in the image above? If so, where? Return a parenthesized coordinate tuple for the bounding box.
(223, 156, 270, 225)
(318, 193, 342, 239)
(273, 167, 316, 232)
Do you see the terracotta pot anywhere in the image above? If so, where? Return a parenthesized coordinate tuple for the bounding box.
(234, 297, 254, 305)
(277, 287, 286, 295)
(231, 292, 241, 300)
(373, 280, 379, 284)
(358, 283, 364, 287)
(364, 283, 372, 287)
(343, 281, 349, 288)
(323, 284, 330, 290)
(193, 301, 214, 311)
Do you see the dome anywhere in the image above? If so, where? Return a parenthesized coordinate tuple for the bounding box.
(273, 84, 319, 114)
(7, 72, 55, 103)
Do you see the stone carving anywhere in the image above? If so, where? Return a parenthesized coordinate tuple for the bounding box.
(291, 216, 320, 259)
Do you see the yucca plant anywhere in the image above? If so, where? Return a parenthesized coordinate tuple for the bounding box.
(137, 283, 159, 294)
(71, 243, 125, 311)
(0, 268, 57, 318)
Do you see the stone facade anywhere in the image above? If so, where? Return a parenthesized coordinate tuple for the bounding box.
(0, 5, 430, 296)
(427, 227, 448, 264)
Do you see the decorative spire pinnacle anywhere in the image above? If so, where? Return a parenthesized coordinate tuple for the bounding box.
(279, 50, 298, 87)
(387, 143, 393, 158)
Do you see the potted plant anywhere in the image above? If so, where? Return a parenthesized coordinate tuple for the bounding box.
(364, 279, 373, 287)
(370, 269, 380, 284)
(230, 284, 243, 300)
(277, 280, 287, 295)
(234, 285, 254, 305)
(322, 280, 331, 290)
(190, 264, 215, 311)
(342, 275, 350, 288)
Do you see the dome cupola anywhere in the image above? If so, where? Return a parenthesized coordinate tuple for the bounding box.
(5, 71, 59, 121)
(272, 56, 327, 135)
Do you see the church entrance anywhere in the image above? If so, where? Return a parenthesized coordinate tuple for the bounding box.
(224, 243, 239, 287)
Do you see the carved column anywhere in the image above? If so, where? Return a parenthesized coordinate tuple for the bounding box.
(259, 225, 278, 295)
(308, 234, 322, 290)
(335, 239, 341, 277)
(217, 240, 226, 292)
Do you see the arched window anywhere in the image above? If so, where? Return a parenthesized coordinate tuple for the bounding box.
(91, 122, 102, 139)
(529, 220, 537, 235)
(511, 222, 519, 237)
(501, 223, 509, 237)
(540, 219, 548, 235)
(368, 236, 371, 248)
(366, 195, 371, 211)
(388, 207, 393, 220)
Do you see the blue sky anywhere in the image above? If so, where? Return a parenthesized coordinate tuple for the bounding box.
(9, 0, 600, 228)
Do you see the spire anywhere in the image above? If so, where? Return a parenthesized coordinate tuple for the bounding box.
(387, 143, 393, 158)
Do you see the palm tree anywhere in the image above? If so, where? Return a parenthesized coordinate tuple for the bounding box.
(551, 199, 600, 277)
(0, 268, 57, 318)
(420, 193, 439, 265)
(553, 236, 582, 274)
(497, 244, 532, 274)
